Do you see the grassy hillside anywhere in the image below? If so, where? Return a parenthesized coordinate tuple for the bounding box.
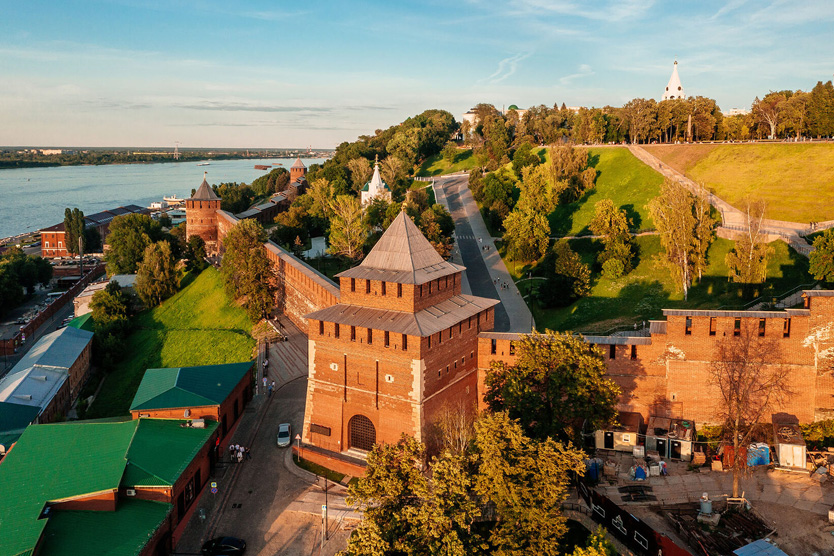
(87, 268, 255, 418)
(643, 143, 834, 223)
(549, 147, 664, 237)
(417, 149, 478, 176)
(512, 236, 812, 333)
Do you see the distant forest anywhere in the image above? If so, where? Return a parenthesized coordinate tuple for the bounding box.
(0, 148, 333, 169)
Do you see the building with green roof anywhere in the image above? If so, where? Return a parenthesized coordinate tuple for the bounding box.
(130, 361, 253, 440)
(0, 418, 218, 556)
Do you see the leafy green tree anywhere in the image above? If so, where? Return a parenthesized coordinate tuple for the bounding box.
(105, 213, 165, 275)
(441, 141, 458, 164)
(810, 228, 834, 282)
(588, 199, 633, 275)
(215, 182, 256, 214)
(271, 205, 311, 247)
(63, 207, 86, 256)
(472, 412, 586, 556)
(752, 92, 786, 139)
(90, 281, 132, 370)
(347, 157, 373, 194)
(539, 241, 590, 307)
(503, 208, 550, 262)
(649, 180, 697, 299)
(329, 195, 367, 260)
(485, 331, 621, 443)
(84, 227, 102, 253)
(419, 204, 455, 258)
(725, 199, 771, 287)
(516, 165, 554, 216)
(157, 212, 172, 228)
(251, 167, 289, 196)
(220, 219, 276, 321)
(364, 198, 392, 230)
(186, 235, 207, 269)
(135, 241, 178, 307)
(512, 142, 540, 176)
(570, 526, 617, 556)
(807, 81, 834, 138)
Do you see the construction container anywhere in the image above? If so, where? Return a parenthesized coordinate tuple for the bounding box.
(595, 411, 645, 453)
(773, 419, 807, 471)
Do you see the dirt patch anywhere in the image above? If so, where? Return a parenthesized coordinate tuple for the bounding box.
(752, 501, 834, 555)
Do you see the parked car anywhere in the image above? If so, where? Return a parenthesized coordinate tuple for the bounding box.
(201, 536, 246, 555)
(277, 423, 291, 447)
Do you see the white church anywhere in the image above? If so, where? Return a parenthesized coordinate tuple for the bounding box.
(360, 157, 392, 206)
(662, 60, 686, 101)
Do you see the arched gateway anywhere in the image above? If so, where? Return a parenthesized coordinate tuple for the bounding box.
(348, 414, 376, 451)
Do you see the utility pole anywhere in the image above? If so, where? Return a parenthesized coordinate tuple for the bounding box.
(78, 236, 84, 278)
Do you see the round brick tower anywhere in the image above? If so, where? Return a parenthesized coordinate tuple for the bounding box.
(185, 172, 221, 254)
(290, 156, 306, 183)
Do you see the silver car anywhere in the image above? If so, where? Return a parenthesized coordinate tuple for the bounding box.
(277, 423, 291, 447)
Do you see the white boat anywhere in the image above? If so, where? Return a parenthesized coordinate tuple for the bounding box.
(163, 195, 185, 204)
(197, 162, 210, 166)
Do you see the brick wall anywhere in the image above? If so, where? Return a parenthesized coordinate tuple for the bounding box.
(337, 272, 463, 313)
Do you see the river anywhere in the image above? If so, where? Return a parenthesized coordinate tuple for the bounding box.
(0, 157, 327, 239)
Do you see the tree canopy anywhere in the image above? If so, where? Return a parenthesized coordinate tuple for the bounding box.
(105, 213, 166, 275)
(135, 240, 178, 307)
(220, 219, 276, 321)
(810, 228, 834, 283)
(484, 331, 620, 444)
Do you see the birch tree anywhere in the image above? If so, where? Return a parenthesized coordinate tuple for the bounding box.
(649, 180, 697, 300)
(328, 195, 367, 260)
(709, 325, 791, 498)
(725, 199, 772, 285)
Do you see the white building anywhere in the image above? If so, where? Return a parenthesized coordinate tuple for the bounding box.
(662, 60, 685, 101)
(360, 158, 392, 206)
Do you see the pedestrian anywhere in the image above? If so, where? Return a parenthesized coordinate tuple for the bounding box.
(262, 376, 268, 390)
(268, 381, 274, 396)
(245, 447, 252, 460)
(228, 444, 234, 459)
(237, 449, 244, 463)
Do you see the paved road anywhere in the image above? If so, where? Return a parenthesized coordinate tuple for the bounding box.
(433, 174, 534, 333)
(177, 321, 355, 556)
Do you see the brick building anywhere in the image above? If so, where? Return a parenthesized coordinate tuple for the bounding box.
(185, 174, 222, 255)
(40, 204, 149, 258)
(129, 361, 254, 441)
(301, 211, 497, 457)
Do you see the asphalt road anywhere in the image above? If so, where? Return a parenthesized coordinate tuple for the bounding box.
(439, 175, 511, 331)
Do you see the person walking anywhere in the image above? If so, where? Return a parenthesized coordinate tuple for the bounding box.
(262, 376, 268, 391)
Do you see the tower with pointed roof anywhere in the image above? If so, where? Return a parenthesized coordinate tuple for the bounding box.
(301, 211, 498, 456)
(185, 172, 222, 254)
(290, 156, 307, 184)
(662, 60, 685, 101)
(360, 156, 392, 206)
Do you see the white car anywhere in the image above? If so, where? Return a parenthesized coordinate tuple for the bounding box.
(277, 423, 291, 447)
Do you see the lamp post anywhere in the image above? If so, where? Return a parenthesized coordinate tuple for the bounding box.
(295, 433, 301, 463)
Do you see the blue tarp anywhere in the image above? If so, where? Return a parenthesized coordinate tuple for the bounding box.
(734, 539, 789, 556)
(748, 443, 770, 466)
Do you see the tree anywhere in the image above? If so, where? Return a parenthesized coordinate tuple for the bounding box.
(441, 141, 458, 164)
(135, 241, 178, 307)
(622, 98, 657, 143)
(343, 413, 587, 556)
(588, 199, 633, 276)
(725, 200, 771, 287)
(381, 155, 407, 198)
(810, 228, 834, 282)
(516, 165, 554, 216)
(752, 92, 786, 139)
(570, 527, 616, 556)
(105, 213, 165, 275)
(807, 81, 834, 138)
(220, 218, 276, 321)
(186, 235, 207, 269)
(63, 207, 86, 256)
(512, 142, 540, 176)
(648, 180, 714, 300)
(157, 212, 172, 228)
(502, 208, 550, 262)
(307, 177, 333, 220)
(90, 281, 132, 370)
(347, 157, 373, 194)
(419, 204, 455, 258)
(329, 195, 367, 260)
(538, 241, 590, 308)
(709, 326, 791, 498)
(485, 331, 621, 443)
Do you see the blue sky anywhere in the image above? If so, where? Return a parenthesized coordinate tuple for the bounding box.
(1, 0, 833, 148)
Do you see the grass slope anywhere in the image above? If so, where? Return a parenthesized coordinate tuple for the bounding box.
(643, 143, 834, 223)
(549, 147, 664, 237)
(417, 149, 478, 177)
(87, 268, 255, 418)
(514, 236, 812, 333)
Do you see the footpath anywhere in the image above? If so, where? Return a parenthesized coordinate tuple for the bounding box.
(628, 145, 831, 257)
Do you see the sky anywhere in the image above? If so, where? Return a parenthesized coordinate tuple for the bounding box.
(1, 0, 833, 149)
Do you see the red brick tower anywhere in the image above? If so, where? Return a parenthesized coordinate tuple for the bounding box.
(302, 211, 498, 457)
(290, 156, 306, 184)
(185, 173, 221, 254)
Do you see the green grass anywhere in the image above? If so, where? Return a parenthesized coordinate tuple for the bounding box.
(294, 456, 346, 483)
(410, 181, 436, 205)
(548, 147, 664, 237)
(417, 149, 478, 177)
(307, 255, 354, 281)
(511, 236, 812, 333)
(644, 143, 834, 223)
(86, 268, 255, 418)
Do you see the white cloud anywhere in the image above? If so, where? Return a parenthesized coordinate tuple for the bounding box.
(559, 64, 594, 85)
(487, 52, 533, 83)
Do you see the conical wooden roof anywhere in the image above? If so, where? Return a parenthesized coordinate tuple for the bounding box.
(191, 173, 220, 201)
(291, 157, 306, 169)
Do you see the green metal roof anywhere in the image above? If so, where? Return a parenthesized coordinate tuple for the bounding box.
(67, 313, 95, 332)
(0, 418, 217, 556)
(0, 401, 40, 435)
(123, 419, 217, 487)
(0, 421, 136, 556)
(38, 499, 172, 556)
(129, 361, 252, 412)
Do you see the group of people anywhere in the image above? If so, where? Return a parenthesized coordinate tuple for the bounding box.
(494, 278, 510, 290)
(261, 376, 275, 396)
(228, 443, 251, 463)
